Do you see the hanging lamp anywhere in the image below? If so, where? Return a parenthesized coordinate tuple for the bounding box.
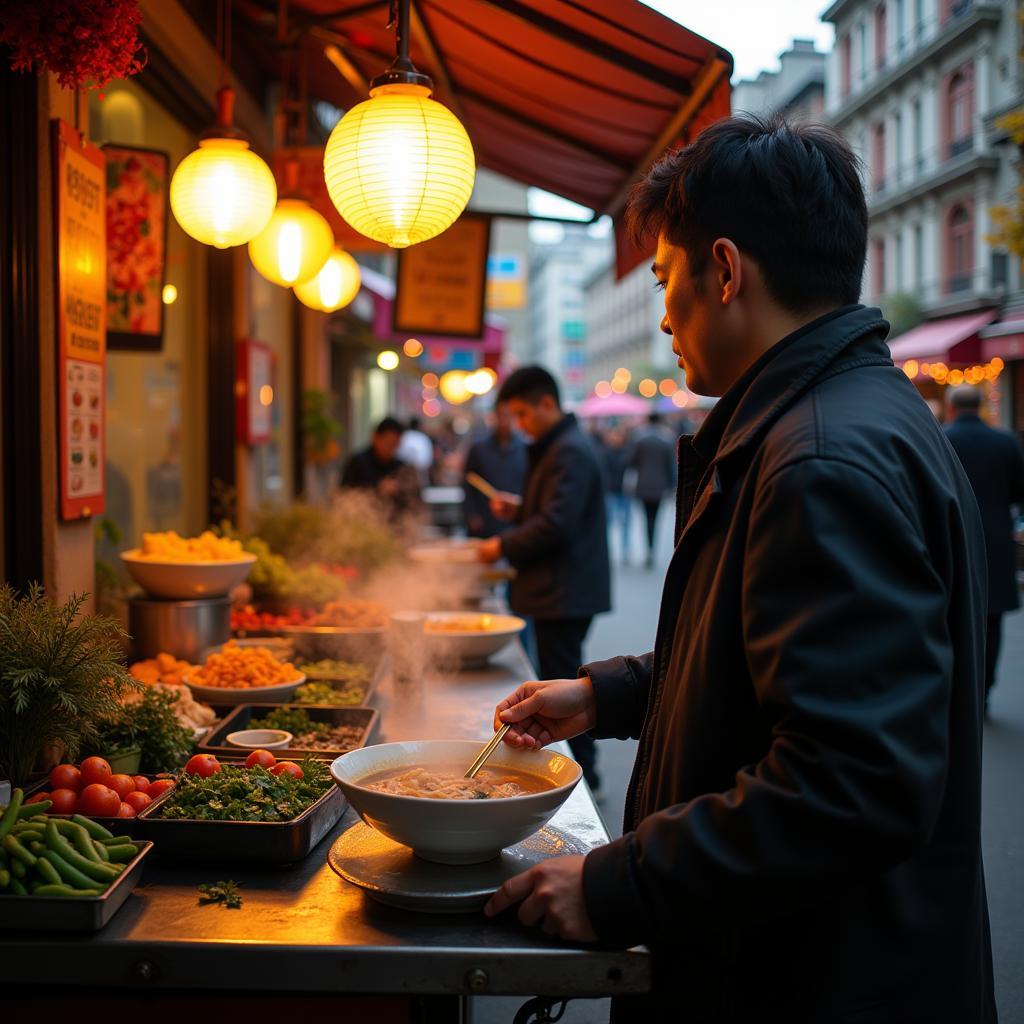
(249, 161, 334, 286)
(169, 1, 276, 248)
(293, 246, 362, 312)
(323, 0, 475, 248)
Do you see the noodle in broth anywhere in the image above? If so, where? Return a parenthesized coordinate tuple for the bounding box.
(361, 763, 553, 800)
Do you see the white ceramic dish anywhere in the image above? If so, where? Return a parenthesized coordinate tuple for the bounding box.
(423, 612, 526, 665)
(330, 739, 581, 864)
(183, 672, 306, 706)
(121, 550, 256, 599)
(408, 541, 482, 566)
(226, 728, 293, 749)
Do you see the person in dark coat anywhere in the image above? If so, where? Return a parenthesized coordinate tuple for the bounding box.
(945, 384, 1024, 706)
(340, 416, 420, 517)
(462, 401, 528, 538)
(484, 116, 995, 1023)
(628, 412, 677, 567)
(478, 366, 611, 791)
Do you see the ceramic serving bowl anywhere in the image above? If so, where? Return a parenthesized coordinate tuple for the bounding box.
(183, 672, 306, 706)
(225, 728, 293, 749)
(330, 739, 581, 864)
(121, 550, 256, 599)
(423, 612, 526, 666)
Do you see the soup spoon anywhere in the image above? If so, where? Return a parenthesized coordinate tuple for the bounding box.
(464, 723, 512, 779)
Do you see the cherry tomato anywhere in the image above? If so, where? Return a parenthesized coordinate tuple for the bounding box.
(116, 801, 137, 818)
(147, 779, 175, 798)
(26, 790, 51, 805)
(269, 761, 303, 780)
(77, 783, 121, 818)
(131, 775, 151, 794)
(79, 756, 112, 787)
(123, 790, 152, 812)
(49, 763, 82, 792)
(245, 749, 277, 769)
(184, 754, 221, 778)
(48, 788, 79, 815)
(108, 774, 136, 799)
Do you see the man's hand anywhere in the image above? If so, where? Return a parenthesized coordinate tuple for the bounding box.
(477, 536, 502, 563)
(484, 855, 596, 941)
(489, 491, 523, 521)
(377, 476, 399, 497)
(493, 676, 596, 749)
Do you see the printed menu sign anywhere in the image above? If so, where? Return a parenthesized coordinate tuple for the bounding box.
(54, 119, 106, 519)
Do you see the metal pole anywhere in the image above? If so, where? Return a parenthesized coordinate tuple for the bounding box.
(397, 0, 410, 62)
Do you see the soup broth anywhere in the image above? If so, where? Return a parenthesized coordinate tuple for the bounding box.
(361, 763, 555, 800)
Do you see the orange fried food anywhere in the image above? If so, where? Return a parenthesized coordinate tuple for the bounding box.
(308, 598, 388, 629)
(189, 640, 303, 689)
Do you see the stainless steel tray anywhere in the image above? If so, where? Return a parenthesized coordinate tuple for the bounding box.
(134, 767, 346, 864)
(0, 840, 153, 931)
(198, 703, 379, 760)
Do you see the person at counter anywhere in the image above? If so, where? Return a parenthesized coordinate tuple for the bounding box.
(340, 416, 420, 516)
(462, 401, 528, 538)
(486, 116, 995, 1023)
(477, 367, 610, 793)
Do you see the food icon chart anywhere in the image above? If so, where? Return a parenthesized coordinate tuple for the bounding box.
(65, 359, 103, 502)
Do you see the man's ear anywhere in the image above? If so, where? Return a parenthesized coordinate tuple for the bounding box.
(711, 238, 742, 305)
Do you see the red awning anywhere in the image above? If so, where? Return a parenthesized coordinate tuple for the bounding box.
(887, 309, 998, 365)
(981, 318, 1024, 362)
(236, 1, 733, 271)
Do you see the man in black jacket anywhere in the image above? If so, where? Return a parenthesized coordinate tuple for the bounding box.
(485, 117, 995, 1023)
(945, 384, 1024, 708)
(478, 366, 610, 790)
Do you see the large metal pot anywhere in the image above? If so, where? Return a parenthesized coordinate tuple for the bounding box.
(128, 595, 230, 663)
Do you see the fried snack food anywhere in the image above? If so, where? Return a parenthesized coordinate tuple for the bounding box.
(308, 598, 389, 629)
(189, 640, 303, 689)
(137, 530, 247, 562)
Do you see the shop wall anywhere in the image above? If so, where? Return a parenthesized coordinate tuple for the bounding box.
(89, 81, 208, 551)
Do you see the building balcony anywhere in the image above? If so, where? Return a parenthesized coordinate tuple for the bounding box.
(868, 145, 998, 218)
(913, 264, 1008, 318)
(826, 2, 1003, 126)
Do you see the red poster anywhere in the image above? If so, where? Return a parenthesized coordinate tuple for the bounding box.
(54, 119, 106, 520)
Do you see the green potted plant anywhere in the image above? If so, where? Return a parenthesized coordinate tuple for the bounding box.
(89, 687, 196, 774)
(0, 584, 138, 787)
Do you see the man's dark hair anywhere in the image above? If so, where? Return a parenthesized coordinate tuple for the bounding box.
(648, 412, 663, 425)
(408, 417, 421, 431)
(375, 416, 404, 436)
(949, 386, 982, 413)
(627, 115, 867, 312)
(498, 366, 561, 407)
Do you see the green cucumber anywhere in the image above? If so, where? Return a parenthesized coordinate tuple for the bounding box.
(16, 800, 50, 818)
(54, 820, 102, 862)
(0, 789, 24, 841)
(45, 823, 118, 883)
(92, 840, 110, 862)
(0, 868, 9, 888)
(71, 814, 113, 840)
(32, 883, 103, 897)
(10, 858, 26, 878)
(39, 849, 108, 892)
(36, 857, 62, 886)
(9, 876, 27, 895)
(103, 844, 137, 863)
(3, 834, 37, 867)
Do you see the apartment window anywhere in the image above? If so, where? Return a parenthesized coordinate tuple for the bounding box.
(946, 64, 974, 159)
(913, 222, 924, 290)
(894, 111, 903, 183)
(875, 4, 887, 69)
(840, 34, 852, 98)
(911, 97, 923, 173)
(872, 121, 887, 191)
(895, 0, 906, 50)
(873, 238, 887, 297)
(945, 202, 974, 293)
(859, 21, 868, 82)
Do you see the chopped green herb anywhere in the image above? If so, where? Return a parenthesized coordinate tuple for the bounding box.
(198, 880, 242, 909)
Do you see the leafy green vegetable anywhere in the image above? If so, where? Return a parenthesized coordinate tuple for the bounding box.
(157, 759, 331, 822)
(0, 584, 139, 786)
(198, 880, 242, 908)
(90, 688, 195, 773)
(250, 707, 328, 739)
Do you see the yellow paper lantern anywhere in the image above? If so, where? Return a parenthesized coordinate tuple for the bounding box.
(248, 198, 334, 287)
(324, 82, 475, 248)
(377, 350, 400, 371)
(439, 370, 471, 404)
(170, 139, 277, 249)
(293, 247, 361, 312)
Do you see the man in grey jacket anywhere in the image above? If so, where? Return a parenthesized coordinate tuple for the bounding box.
(629, 412, 677, 567)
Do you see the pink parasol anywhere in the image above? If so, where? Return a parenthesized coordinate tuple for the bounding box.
(575, 392, 652, 418)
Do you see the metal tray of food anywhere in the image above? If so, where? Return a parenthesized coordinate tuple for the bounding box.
(0, 840, 153, 932)
(198, 703, 379, 760)
(276, 624, 387, 664)
(134, 763, 346, 865)
(290, 655, 383, 707)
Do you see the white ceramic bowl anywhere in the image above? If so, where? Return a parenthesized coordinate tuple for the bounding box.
(121, 550, 256, 600)
(423, 612, 526, 666)
(226, 728, 293, 749)
(408, 541, 482, 565)
(330, 739, 581, 864)
(183, 672, 306, 706)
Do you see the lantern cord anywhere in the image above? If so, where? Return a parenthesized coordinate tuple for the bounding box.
(216, 0, 233, 89)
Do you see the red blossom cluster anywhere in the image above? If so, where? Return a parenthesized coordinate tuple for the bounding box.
(1, 0, 146, 91)
(107, 155, 161, 331)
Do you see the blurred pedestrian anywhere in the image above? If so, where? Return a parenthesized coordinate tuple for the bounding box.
(629, 412, 677, 567)
(477, 366, 610, 792)
(341, 416, 420, 517)
(397, 416, 434, 486)
(462, 401, 528, 538)
(602, 427, 633, 562)
(945, 385, 1024, 710)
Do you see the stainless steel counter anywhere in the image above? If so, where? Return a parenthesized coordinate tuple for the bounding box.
(0, 642, 650, 999)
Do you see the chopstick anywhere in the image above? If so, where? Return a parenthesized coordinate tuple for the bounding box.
(465, 723, 512, 779)
(465, 472, 499, 500)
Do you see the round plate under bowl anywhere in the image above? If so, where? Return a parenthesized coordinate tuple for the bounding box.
(183, 672, 305, 706)
(328, 821, 588, 913)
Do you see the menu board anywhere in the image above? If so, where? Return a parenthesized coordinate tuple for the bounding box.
(54, 119, 106, 519)
(393, 214, 491, 339)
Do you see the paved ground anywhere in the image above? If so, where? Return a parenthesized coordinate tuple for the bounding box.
(476, 499, 1024, 1023)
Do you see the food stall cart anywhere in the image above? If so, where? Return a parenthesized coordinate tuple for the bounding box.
(0, 639, 650, 1020)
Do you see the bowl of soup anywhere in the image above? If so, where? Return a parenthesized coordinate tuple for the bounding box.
(330, 740, 581, 864)
(423, 612, 526, 667)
